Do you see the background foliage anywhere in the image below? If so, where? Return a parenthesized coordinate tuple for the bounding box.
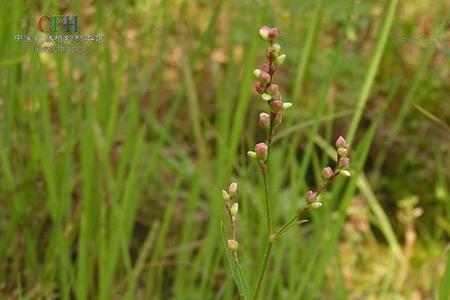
(0, 0, 449, 299)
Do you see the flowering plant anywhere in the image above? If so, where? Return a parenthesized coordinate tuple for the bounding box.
(221, 26, 351, 300)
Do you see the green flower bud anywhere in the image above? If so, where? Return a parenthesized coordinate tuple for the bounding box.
(282, 102, 292, 109)
(311, 202, 322, 209)
(337, 147, 347, 157)
(227, 239, 238, 251)
(247, 151, 257, 159)
(222, 190, 230, 201)
(271, 43, 281, 55)
(231, 203, 239, 216)
(253, 69, 262, 79)
(261, 93, 272, 101)
(275, 54, 286, 65)
(340, 170, 351, 177)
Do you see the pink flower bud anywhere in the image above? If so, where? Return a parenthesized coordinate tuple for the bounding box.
(255, 142, 268, 161)
(229, 182, 238, 195)
(268, 28, 280, 41)
(321, 167, 333, 179)
(270, 100, 283, 112)
(338, 157, 349, 169)
(259, 112, 271, 129)
(261, 63, 270, 73)
(260, 71, 271, 83)
(306, 190, 316, 202)
(259, 26, 271, 40)
(272, 112, 282, 127)
(335, 136, 347, 148)
(254, 82, 264, 94)
(266, 84, 279, 95)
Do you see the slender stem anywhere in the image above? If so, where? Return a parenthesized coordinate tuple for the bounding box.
(274, 205, 309, 238)
(262, 171, 272, 234)
(252, 241, 273, 300)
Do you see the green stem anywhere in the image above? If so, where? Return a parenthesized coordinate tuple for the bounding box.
(253, 125, 274, 299)
(252, 241, 273, 300)
(274, 205, 309, 238)
(262, 171, 272, 234)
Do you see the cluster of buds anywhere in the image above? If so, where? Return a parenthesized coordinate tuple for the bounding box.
(248, 26, 291, 168)
(305, 136, 351, 209)
(223, 182, 240, 257)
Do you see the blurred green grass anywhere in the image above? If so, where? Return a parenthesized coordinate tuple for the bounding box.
(0, 0, 449, 299)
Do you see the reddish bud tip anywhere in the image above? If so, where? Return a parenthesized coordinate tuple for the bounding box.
(338, 157, 350, 169)
(266, 84, 279, 95)
(306, 190, 316, 202)
(229, 182, 238, 195)
(260, 72, 271, 83)
(270, 100, 283, 112)
(259, 112, 271, 129)
(254, 82, 265, 94)
(321, 167, 334, 179)
(335, 136, 347, 148)
(255, 142, 268, 161)
(268, 28, 280, 41)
